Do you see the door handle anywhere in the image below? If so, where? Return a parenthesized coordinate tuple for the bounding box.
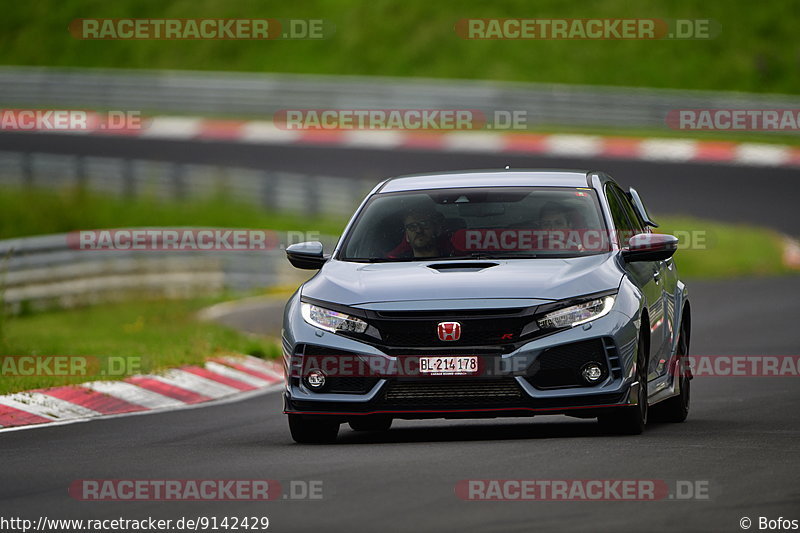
(653, 270, 661, 283)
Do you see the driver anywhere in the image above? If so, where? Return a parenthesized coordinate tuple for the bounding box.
(388, 209, 451, 258)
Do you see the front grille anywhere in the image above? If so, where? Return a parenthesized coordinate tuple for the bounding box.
(526, 338, 611, 389)
(366, 307, 538, 348)
(381, 378, 522, 406)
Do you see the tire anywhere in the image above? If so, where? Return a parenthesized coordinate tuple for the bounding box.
(288, 414, 339, 444)
(598, 329, 648, 435)
(349, 416, 392, 432)
(650, 318, 691, 423)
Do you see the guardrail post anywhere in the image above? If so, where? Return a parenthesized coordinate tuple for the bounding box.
(75, 155, 87, 191)
(305, 174, 320, 216)
(122, 159, 136, 198)
(261, 171, 276, 210)
(22, 152, 33, 188)
(171, 162, 185, 200)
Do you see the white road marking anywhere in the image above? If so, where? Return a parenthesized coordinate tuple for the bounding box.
(639, 139, 697, 161)
(140, 117, 202, 139)
(240, 121, 301, 143)
(735, 143, 791, 166)
(205, 361, 273, 387)
(82, 380, 185, 409)
(150, 369, 241, 398)
(545, 134, 602, 157)
(442, 132, 505, 152)
(0, 392, 99, 420)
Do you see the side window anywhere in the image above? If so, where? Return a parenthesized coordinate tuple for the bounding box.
(615, 186, 646, 235)
(605, 184, 635, 247)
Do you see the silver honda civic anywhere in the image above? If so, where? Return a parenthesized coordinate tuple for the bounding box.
(281, 170, 691, 443)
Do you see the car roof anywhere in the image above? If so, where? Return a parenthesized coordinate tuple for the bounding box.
(377, 169, 597, 193)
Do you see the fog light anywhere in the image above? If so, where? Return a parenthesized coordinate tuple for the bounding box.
(581, 362, 604, 384)
(306, 369, 326, 389)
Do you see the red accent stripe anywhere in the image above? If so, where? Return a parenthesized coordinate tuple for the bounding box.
(124, 376, 211, 404)
(210, 358, 282, 383)
(181, 366, 256, 391)
(0, 404, 53, 427)
(601, 137, 643, 158)
(38, 386, 146, 415)
(501, 133, 548, 153)
(285, 403, 633, 416)
(196, 120, 246, 140)
(400, 132, 446, 149)
(693, 141, 737, 161)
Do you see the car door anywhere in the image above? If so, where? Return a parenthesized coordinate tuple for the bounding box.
(624, 189, 679, 375)
(605, 184, 666, 381)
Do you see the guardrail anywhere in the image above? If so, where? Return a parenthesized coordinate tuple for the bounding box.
(0, 231, 337, 314)
(0, 150, 374, 217)
(1, 66, 799, 131)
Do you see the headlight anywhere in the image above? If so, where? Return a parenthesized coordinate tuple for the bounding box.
(537, 295, 615, 329)
(301, 302, 368, 334)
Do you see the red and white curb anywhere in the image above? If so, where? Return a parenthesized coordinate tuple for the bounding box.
(0, 355, 283, 431)
(31, 116, 800, 168)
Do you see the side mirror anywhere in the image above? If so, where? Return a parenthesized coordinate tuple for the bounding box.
(622, 233, 678, 262)
(286, 241, 329, 270)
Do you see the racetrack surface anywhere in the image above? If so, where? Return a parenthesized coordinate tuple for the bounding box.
(2, 277, 799, 533)
(1, 132, 798, 235)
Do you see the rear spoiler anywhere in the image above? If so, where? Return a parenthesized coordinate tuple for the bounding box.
(627, 188, 658, 228)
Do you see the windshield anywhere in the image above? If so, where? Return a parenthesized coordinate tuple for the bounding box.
(340, 187, 611, 262)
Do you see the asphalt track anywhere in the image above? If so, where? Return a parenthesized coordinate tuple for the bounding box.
(1, 277, 799, 532)
(0, 132, 798, 235)
(1, 134, 799, 532)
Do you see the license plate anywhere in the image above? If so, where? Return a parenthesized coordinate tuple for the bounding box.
(419, 356, 479, 375)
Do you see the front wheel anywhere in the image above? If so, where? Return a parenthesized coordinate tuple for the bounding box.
(651, 318, 691, 423)
(288, 414, 339, 444)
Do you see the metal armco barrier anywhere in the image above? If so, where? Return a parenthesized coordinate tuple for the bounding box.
(0, 231, 337, 314)
(1, 66, 798, 131)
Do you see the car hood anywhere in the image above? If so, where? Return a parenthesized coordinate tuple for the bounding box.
(301, 254, 623, 306)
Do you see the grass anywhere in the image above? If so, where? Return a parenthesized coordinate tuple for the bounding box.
(0, 0, 798, 94)
(0, 186, 347, 240)
(0, 295, 282, 395)
(657, 216, 792, 278)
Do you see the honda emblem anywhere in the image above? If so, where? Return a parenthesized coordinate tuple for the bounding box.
(437, 322, 462, 341)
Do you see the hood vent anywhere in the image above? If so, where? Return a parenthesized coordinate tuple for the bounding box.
(426, 262, 499, 272)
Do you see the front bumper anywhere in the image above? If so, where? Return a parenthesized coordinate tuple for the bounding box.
(283, 386, 635, 420)
(282, 297, 642, 421)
